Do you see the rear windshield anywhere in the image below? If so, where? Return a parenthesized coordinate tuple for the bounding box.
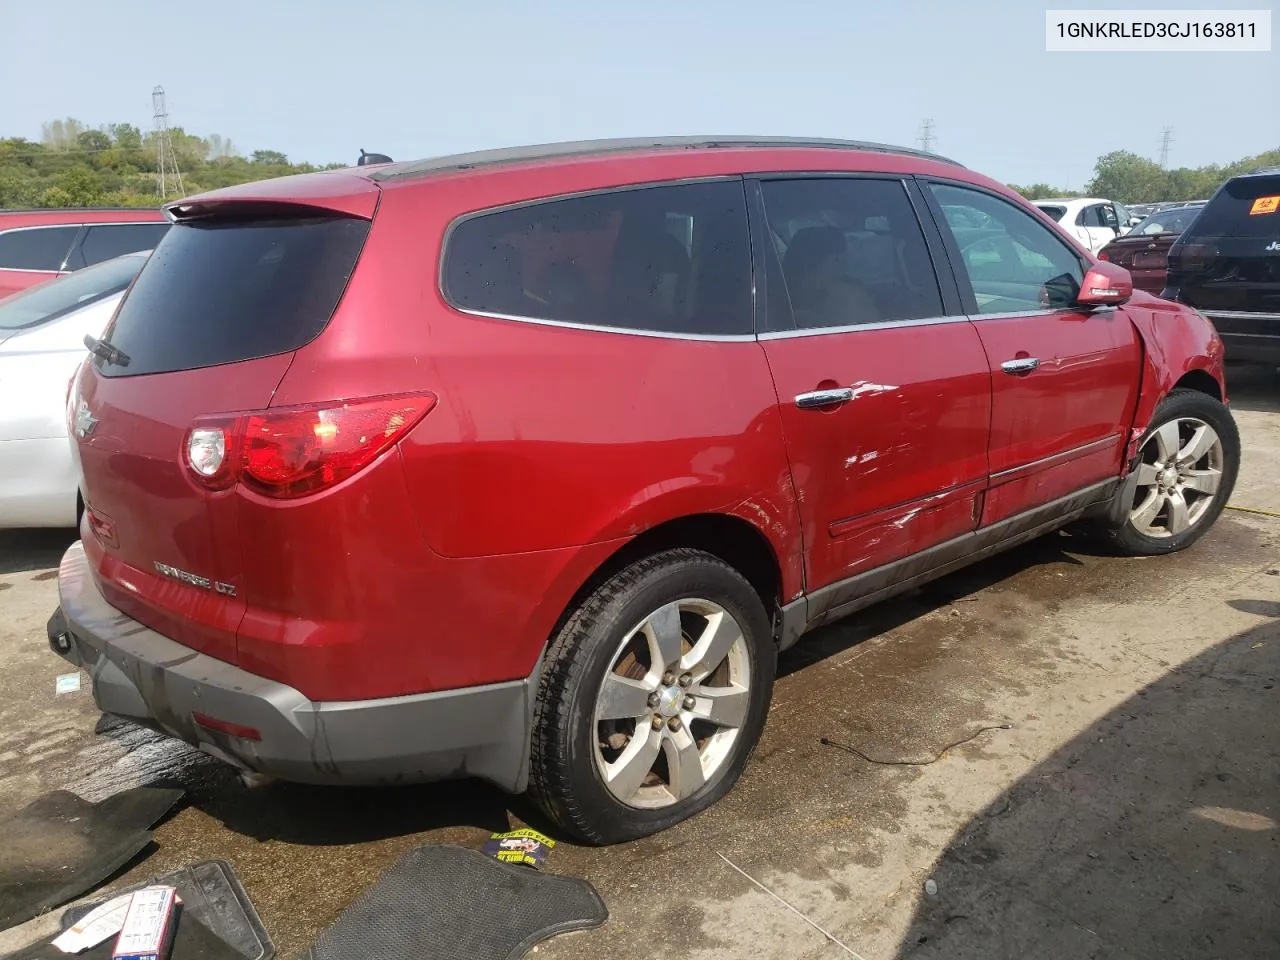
(1036, 205, 1067, 222)
(1125, 206, 1202, 237)
(95, 215, 370, 377)
(0, 253, 145, 331)
(1184, 176, 1280, 240)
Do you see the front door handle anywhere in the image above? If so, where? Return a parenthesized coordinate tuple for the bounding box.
(1001, 357, 1040, 376)
(795, 387, 855, 409)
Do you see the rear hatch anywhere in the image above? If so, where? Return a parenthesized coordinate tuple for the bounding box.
(1165, 174, 1280, 313)
(73, 181, 376, 663)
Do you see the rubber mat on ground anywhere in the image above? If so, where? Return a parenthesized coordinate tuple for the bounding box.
(0, 787, 183, 930)
(303, 845, 608, 960)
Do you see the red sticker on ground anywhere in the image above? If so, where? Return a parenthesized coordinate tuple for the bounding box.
(1249, 196, 1279, 215)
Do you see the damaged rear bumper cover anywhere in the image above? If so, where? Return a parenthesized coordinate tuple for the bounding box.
(51, 541, 533, 791)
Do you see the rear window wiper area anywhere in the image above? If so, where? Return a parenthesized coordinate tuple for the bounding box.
(84, 334, 131, 368)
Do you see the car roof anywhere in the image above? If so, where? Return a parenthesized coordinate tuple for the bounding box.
(368, 136, 963, 183)
(1035, 197, 1106, 206)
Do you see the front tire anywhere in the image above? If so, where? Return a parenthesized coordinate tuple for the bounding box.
(528, 549, 775, 845)
(1106, 388, 1239, 556)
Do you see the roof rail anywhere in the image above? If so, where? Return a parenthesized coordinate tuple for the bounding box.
(370, 136, 964, 182)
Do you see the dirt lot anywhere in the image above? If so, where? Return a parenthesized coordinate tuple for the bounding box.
(2, 366, 1277, 960)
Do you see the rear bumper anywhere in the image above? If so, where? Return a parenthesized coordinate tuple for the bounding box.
(1202, 310, 1280, 364)
(53, 541, 534, 791)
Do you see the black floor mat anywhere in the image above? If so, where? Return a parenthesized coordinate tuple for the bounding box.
(304, 845, 608, 960)
(6, 860, 272, 960)
(0, 787, 183, 930)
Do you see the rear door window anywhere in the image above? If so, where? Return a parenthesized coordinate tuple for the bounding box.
(443, 179, 752, 336)
(1185, 175, 1280, 239)
(0, 226, 79, 271)
(77, 222, 171, 266)
(96, 214, 370, 377)
(757, 177, 944, 331)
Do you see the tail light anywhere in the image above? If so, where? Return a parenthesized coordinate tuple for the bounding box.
(1098, 251, 1110, 261)
(183, 393, 437, 499)
(1171, 242, 1219, 271)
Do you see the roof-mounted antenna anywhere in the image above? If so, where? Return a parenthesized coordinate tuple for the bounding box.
(358, 148, 393, 166)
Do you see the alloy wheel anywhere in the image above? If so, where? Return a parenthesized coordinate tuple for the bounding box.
(1128, 416, 1225, 539)
(592, 598, 751, 809)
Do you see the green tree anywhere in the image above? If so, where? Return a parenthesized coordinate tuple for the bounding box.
(251, 149, 288, 165)
(109, 124, 144, 150)
(47, 165, 105, 206)
(1009, 183, 1077, 201)
(77, 129, 111, 153)
(1086, 150, 1166, 203)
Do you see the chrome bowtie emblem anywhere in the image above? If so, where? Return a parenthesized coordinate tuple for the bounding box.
(74, 402, 97, 438)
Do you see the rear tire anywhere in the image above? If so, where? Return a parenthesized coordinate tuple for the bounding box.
(1104, 388, 1239, 556)
(528, 549, 775, 845)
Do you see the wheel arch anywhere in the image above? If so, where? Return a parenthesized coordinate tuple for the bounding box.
(546, 512, 786, 651)
(1172, 368, 1222, 402)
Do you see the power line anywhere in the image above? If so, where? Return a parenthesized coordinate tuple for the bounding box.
(1159, 127, 1174, 169)
(152, 85, 185, 199)
(918, 118, 936, 153)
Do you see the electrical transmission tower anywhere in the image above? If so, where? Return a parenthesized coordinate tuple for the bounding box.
(1158, 127, 1174, 169)
(152, 85, 185, 200)
(918, 118, 936, 153)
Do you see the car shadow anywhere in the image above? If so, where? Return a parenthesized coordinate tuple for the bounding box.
(893, 603, 1280, 958)
(779, 529, 1097, 679)
(1225, 361, 1280, 414)
(177, 769, 516, 847)
(0, 528, 77, 575)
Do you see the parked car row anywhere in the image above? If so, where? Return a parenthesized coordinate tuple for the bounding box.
(42, 136, 1240, 844)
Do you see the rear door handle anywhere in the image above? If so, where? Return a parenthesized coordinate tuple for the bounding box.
(795, 388, 855, 409)
(1001, 357, 1040, 376)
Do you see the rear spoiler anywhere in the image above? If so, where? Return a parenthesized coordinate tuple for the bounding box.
(164, 169, 381, 222)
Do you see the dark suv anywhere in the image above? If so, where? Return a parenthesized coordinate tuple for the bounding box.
(1164, 169, 1280, 363)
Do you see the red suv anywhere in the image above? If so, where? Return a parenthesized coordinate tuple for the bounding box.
(52, 138, 1238, 843)
(0, 209, 169, 299)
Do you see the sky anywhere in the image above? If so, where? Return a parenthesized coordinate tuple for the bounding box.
(0, 0, 1276, 189)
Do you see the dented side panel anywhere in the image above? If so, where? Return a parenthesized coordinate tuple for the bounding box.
(1122, 292, 1228, 466)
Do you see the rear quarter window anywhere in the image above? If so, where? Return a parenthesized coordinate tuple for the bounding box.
(1185, 176, 1280, 240)
(0, 225, 79, 271)
(442, 179, 752, 336)
(96, 215, 370, 378)
(76, 222, 171, 267)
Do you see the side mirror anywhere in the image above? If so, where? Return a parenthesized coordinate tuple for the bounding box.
(1077, 260, 1134, 307)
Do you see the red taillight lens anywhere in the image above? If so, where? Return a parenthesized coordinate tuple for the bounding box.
(183, 394, 436, 499)
(1098, 251, 1110, 261)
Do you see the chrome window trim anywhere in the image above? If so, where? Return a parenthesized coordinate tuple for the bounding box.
(439, 175, 755, 339)
(757, 313, 970, 340)
(1202, 309, 1280, 322)
(453, 307, 758, 343)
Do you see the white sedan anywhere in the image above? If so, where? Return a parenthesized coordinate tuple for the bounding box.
(0, 251, 148, 528)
